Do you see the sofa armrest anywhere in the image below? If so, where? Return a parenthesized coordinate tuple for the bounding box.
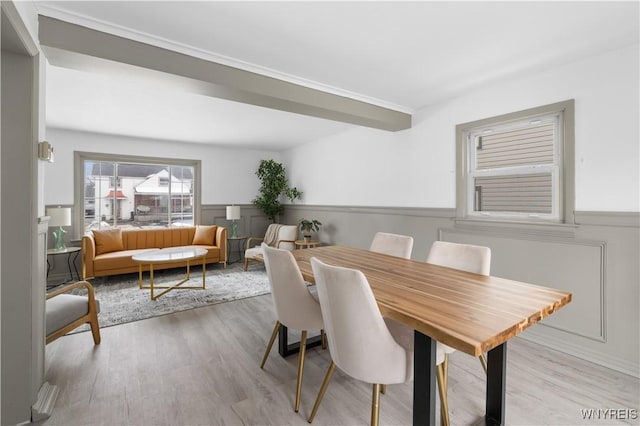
(216, 226, 227, 263)
(82, 234, 96, 280)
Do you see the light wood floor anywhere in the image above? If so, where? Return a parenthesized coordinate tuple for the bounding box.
(38, 293, 639, 426)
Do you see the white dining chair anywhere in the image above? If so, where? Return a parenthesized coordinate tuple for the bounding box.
(308, 257, 449, 426)
(260, 243, 325, 413)
(369, 232, 414, 259)
(426, 240, 492, 403)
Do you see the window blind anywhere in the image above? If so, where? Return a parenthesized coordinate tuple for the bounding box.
(476, 123, 554, 170)
(475, 173, 552, 213)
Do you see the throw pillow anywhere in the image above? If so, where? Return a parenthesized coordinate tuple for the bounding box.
(192, 225, 217, 245)
(93, 228, 124, 255)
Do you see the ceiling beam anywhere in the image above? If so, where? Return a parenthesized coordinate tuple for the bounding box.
(38, 15, 411, 131)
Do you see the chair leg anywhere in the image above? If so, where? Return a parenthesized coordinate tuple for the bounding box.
(371, 383, 381, 426)
(308, 360, 336, 423)
(479, 353, 488, 373)
(260, 321, 281, 368)
(443, 353, 449, 390)
(436, 364, 450, 426)
(295, 330, 308, 413)
(89, 314, 101, 345)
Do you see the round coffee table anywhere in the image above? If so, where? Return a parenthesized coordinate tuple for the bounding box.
(132, 247, 207, 300)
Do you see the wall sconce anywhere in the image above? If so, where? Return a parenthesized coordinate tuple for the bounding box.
(226, 205, 240, 238)
(38, 141, 54, 162)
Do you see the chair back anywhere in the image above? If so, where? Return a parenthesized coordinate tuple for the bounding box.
(262, 244, 323, 331)
(263, 224, 297, 250)
(277, 225, 297, 250)
(369, 232, 414, 259)
(310, 257, 412, 384)
(426, 241, 491, 275)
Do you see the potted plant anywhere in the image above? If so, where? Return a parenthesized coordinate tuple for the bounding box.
(299, 218, 321, 242)
(252, 159, 302, 223)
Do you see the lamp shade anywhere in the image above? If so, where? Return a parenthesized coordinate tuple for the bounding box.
(226, 205, 241, 221)
(47, 207, 72, 227)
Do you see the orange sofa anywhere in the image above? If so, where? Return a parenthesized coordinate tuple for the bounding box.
(82, 226, 227, 279)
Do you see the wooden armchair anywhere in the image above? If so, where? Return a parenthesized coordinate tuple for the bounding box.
(243, 224, 297, 270)
(46, 280, 101, 345)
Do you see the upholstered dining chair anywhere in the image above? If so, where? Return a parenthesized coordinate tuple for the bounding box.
(308, 257, 449, 426)
(369, 232, 414, 259)
(244, 224, 298, 270)
(260, 244, 325, 413)
(46, 280, 101, 345)
(426, 240, 491, 376)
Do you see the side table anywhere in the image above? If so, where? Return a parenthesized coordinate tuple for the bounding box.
(295, 239, 320, 249)
(47, 246, 81, 285)
(227, 236, 248, 264)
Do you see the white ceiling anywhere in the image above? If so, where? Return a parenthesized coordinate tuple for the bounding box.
(39, 1, 639, 150)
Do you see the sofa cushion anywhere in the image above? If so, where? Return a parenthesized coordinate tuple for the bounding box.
(192, 225, 217, 245)
(93, 228, 124, 255)
(94, 248, 158, 271)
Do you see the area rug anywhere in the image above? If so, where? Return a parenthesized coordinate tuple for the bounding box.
(69, 263, 270, 333)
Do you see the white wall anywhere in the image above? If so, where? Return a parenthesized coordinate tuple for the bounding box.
(283, 44, 640, 213)
(43, 128, 280, 206)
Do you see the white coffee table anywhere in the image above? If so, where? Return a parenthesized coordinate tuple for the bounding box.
(132, 247, 207, 300)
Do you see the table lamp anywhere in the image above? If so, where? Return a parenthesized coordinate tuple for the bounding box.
(47, 207, 71, 250)
(226, 205, 240, 238)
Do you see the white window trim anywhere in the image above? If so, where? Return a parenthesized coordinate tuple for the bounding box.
(456, 100, 575, 225)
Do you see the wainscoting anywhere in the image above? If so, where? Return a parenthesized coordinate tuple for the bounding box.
(283, 205, 639, 378)
(50, 203, 638, 377)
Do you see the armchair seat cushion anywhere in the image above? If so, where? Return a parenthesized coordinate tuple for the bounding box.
(46, 280, 101, 345)
(46, 294, 101, 336)
(245, 246, 264, 261)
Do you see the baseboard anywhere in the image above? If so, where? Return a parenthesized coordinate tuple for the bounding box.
(31, 381, 60, 422)
(520, 329, 639, 378)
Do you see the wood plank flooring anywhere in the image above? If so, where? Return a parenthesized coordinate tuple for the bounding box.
(37, 294, 638, 425)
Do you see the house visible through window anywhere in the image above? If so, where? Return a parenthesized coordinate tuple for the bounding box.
(456, 100, 574, 223)
(76, 153, 200, 233)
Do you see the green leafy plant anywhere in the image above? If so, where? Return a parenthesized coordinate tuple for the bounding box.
(299, 218, 322, 237)
(252, 159, 302, 222)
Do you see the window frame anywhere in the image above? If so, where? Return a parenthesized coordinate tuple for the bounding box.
(74, 151, 202, 235)
(456, 100, 575, 224)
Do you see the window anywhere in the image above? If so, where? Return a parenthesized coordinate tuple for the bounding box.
(456, 100, 574, 223)
(75, 152, 201, 233)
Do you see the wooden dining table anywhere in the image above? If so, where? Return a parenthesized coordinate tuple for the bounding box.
(287, 245, 572, 425)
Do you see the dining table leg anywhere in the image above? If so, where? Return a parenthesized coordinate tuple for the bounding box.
(486, 342, 507, 425)
(278, 324, 323, 357)
(413, 330, 437, 426)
